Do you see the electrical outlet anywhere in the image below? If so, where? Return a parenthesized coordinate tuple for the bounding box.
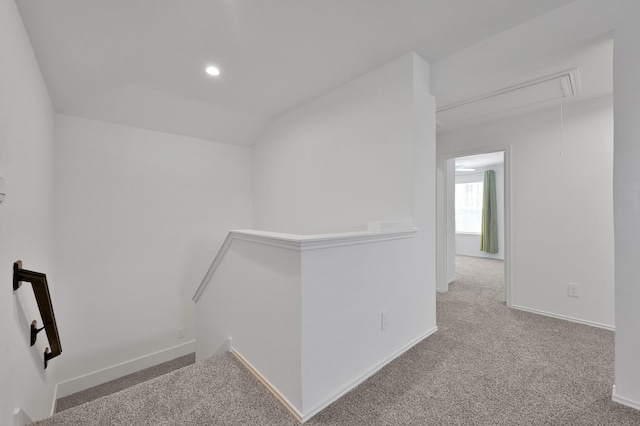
(381, 311, 389, 331)
(568, 283, 580, 298)
(177, 327, 185, 339)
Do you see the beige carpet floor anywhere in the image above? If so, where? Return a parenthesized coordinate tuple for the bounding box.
(33, 256, 640, 425)
(55, 353, 195, 413)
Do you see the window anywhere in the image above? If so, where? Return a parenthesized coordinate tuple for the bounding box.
(455, 182, 483, 233)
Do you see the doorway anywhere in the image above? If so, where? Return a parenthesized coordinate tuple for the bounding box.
(441, 150, 509, 304)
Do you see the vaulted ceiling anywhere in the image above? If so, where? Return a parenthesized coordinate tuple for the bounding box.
(17, 0, 613, 145)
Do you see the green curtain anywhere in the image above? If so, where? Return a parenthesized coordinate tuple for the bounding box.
(480, 170, 499, 253)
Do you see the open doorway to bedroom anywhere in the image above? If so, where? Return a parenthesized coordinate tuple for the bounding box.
(446, 151, 506, 303)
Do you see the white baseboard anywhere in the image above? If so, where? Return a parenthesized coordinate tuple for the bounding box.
(510, 305, 614, 331)
(438, 281, 451, 293)
(232, 350, 303, 422)
(437, 280, 452, 293)
(50, 379, 58, 416)
(55, 340, 196, 400)
(455, 252, 504, 261)
(234, 327, 438, 423)
(13, 408, 33, 426)
(612, 385, 640, 411)
(301, 326, 438, 422)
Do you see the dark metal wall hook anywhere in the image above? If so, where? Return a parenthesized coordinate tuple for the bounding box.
(44, 348, 54, 369)
(13, 260, 23, 290)
(30, 320, 45, 346)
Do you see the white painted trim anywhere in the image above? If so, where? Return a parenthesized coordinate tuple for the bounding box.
(56, 340, 196, 398)
(231, 348, 304, 422)
(50, 380, 58, 415)
(455, 251, 505, 261)
(436, 68, 580, 113)
(12, 408, 33, 426)
(232, 228, 418, 251)
(193, 232, 234, 302)
(233, 327, 438, 423)
(612, 385, 640, 411)
(304, 229, 417, 249)
(503, 147, 513, 307)
(436, 158, 451, 294)
(511, 305, 614, 331)
(193, 228, 418, 302)
(302, 326, 438, 422)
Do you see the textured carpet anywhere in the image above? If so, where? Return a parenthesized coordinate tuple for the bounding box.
(453, 254, 505, 303)
(55, 353, 195, 413)
(33, 256, 640, 425)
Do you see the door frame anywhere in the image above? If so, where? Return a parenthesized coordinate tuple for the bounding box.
(436, 145, 512, 307)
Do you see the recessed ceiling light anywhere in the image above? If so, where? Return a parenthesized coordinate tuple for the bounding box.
(205, 66, 220, 76)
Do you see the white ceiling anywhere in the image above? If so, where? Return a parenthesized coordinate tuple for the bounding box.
(17, 0, 612, 146)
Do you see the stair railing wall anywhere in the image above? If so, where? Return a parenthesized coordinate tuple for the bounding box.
(193, 227, 435, 422)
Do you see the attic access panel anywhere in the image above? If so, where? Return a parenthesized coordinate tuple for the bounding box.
(437, 69, 580, 127)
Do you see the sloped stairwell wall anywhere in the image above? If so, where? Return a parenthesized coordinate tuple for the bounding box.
(0, 0, 57, 423)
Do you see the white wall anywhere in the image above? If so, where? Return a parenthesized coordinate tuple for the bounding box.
(253, 53, 418, 235)
(454, 163, 505, 260)
(0, 0, 57, 422)
(196, 236, 303, 412)
(54, 115, 252, 390)
(301, 235, 436, 416)
(249, 52, 437, 417)
(613, 0, 640, 409)
(438, 96, 614, 328)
